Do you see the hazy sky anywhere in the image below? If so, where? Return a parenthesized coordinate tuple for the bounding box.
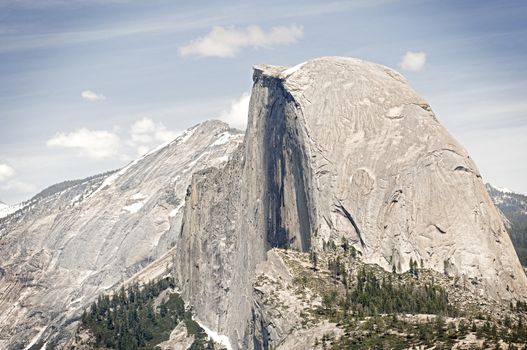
(0, 0, 526, 204)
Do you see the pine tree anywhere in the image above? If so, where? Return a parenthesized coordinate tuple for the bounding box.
(310, 249, 318, 271)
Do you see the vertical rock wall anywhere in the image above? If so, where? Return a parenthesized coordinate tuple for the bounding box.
(174, 57, 527, 349)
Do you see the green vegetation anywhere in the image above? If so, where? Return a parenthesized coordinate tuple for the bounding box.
(80, 277, 213, 350)
(315, 265, 462, 348)
(304, 238, 527, 349)
(348, 268, 456, 317)
(33, 170, 118, 202)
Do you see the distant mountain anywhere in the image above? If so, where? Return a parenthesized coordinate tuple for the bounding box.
(487, 184, 527, 266)
(0, 201, 21, 219)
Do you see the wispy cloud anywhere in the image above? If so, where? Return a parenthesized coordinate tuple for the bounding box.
(46, 128, 121, 160)
(81, 90, 106, 102)
(0, 12, 224, 53)
(45, 118, 181, 160)
(400, 51, 427, 72)
(179, 25, 303, 58)
(220, 92, 250, 129)
(0, 1, 384, 53)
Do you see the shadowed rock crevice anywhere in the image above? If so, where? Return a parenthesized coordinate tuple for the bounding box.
(334, 202, 365, 248)
(260, 75, 312, 252)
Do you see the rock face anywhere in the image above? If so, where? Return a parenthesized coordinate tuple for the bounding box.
(0, 121, 243, 349)
(174, 57, 527, 349)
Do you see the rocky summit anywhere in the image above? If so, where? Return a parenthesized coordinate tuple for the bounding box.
(172, 57, 527, 349)
(0, 57, 525, 349)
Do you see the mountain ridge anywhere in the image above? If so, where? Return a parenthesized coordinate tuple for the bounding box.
(0, 120, 243, 349)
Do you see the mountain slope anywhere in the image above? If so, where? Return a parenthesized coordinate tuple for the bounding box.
(170, 57, 527, 349)
(487, 184, 527, 266)
(0, 120, 243, 349)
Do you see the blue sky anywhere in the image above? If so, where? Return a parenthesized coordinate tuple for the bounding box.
(0, 0, 526, 204)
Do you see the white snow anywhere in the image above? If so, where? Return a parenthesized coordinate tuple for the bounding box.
(169, 200, 185, 218)
(88, 124, 202, 199)
(210, 132, 232, 147)
(24, 327, 47, 350)
(386, 105, 404, 118)
(184, 152, 208, 171)
(123, 193, 149, 213)
(281, 61, 307, 78)
(0, 202, 22, 219)
(123, 201, 145, 214)
(216, 155, 229, 163)
(70, 194, 82, 204)
(176, 125, 197, 145)
(89, 158, 141, 198)
(195, 319, 233, 350)
(142, 139, 173, 158)
(131, 192, 148, 200)
(495, 186, 514, 194)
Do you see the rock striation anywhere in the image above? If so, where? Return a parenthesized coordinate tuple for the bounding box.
(0, 121, 243, 349)
(174, 57, 527, 349)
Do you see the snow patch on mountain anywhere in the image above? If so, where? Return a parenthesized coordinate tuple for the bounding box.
(130, 193, 148, 201)
(281, 61, 306, 78)
(195, 319, 233, 350)
(90, 160, 140, 198)
(210, 132, 234, 147)
(0, 202, 22, 219)
(169, 200, 185, 218)
(123, 201, 145, 214)
(24, 326, 47, 350)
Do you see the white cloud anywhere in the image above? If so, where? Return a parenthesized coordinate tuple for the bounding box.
(46, 128, 121, 159)
(81, 90, 106, 102)
(1, 180, 36, 193)
(399, 51, 427, 72)
(44, 118, 179, 161)
(220, 92, 250, 129)
(0, 163, 36, 195)
(179, 25, 303, 58)
(0, 164, 15, 182)
(129, 117, 179, 155)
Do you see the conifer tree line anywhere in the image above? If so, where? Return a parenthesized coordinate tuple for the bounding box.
(312, 238, 527, 348)
(80, 277, 214, 350)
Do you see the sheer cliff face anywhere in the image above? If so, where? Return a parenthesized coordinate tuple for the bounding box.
(176, 57, 527, 349)
(0, 121, 243, 349)
(260, 57, 527, 301)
